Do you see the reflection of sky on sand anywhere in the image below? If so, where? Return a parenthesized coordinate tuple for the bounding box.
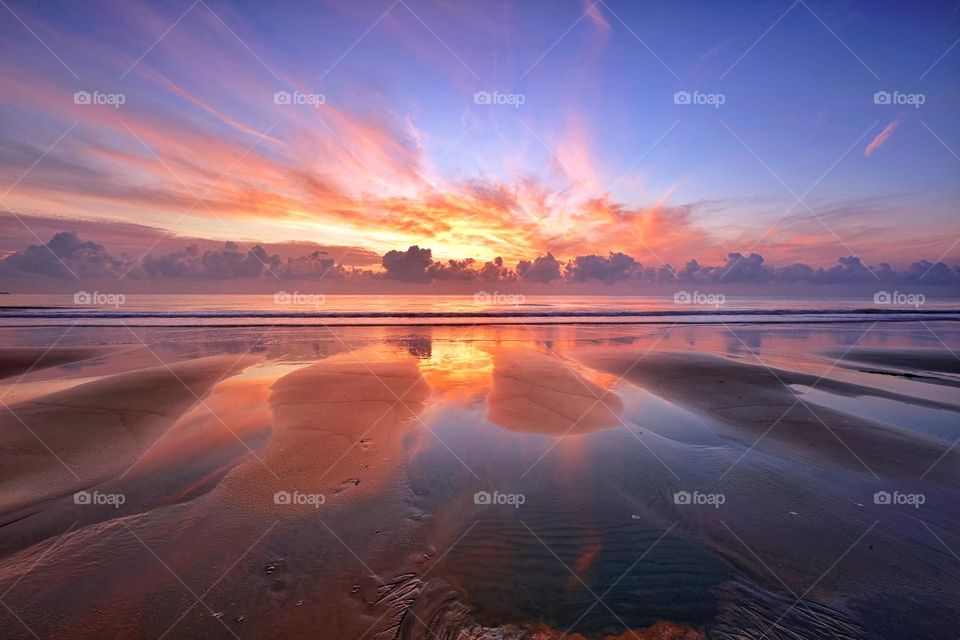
(1, 322, 959, 638)
(0, 375, 102, 404)
(406, 378, 733, 635)
(394, 323, 960, 637)
(793, 383, 960, 443)
(414, 339, 494, 399)
(617, 382, 725, 447)
(131, 360, 310, 477)
(399, 338, 734, 629)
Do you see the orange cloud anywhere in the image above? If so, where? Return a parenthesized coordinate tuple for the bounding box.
(2, 49, 718, 267)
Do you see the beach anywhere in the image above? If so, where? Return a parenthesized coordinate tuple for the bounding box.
(0, 319, 958, 639)
(2, 0, 958, 635)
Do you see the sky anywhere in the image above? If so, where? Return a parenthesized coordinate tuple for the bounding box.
(0, 0, 958, 290)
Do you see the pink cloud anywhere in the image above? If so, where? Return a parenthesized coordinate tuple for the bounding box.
(583, 0, 612, 32)
(864, 116, 905, 157)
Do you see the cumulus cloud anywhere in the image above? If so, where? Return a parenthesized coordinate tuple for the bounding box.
(900, 259, 957, 285)
(142, 242, 280, 278)
(676, 253, 773, 284)
(382, 245, 434, 282)
(475, 257, 514, 283)
(671, 254, 960, 286)
(1, 231, 126, 278)
(379, 248, 519, 283)
(428, 258, 481, 281)
(281, 251, 352, 279)
(567, 252, 639, 283)
(517, 253, 562, 283)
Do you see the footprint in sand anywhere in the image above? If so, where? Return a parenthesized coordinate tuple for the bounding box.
(334, 478, 361, 494)
(263, 559, 289, 596)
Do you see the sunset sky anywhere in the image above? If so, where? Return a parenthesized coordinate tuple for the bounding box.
(1, 0, 958, 286)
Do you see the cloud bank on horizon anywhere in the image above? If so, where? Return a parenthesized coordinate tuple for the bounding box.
(1, 231, 957, 292)
(0, 0, 958, 289)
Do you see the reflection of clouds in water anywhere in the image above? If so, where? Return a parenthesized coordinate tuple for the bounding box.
(417, 340, 495, 397)
(3, 323, 958, 639)
(411, 332, 622, 403)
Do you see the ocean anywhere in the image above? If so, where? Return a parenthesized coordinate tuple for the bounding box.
(1, 293, 958, 326)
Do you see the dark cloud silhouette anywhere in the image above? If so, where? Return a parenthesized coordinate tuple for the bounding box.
(901, 260, 957, 285)
(1, 232, 958, 290)
(281, 251, 351, 279)
(815, 256, 875, 283)
(567, 252, 639, 283)
(421, 256, 518, 282)
(669, 254, 960, 286)
(517, 252, 562, 283)
(426, 258, 478, 281)
(142, 242, 280, 278)
(677, 253, 771, 283)
(676, 253, 773, 284)
(381, 245, 433, 282)
(476, 257, 514, 283)
(1, 231, 126, 278)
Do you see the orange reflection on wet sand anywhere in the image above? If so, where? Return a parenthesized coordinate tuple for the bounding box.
(415, 339, 495, 399)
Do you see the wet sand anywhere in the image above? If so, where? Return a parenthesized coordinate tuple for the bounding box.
(0, 323, 958, 639)
(576, 349, 960, 483)
(0, 354, 258, 516)
(0, 346, 106, 379)
(486, 348, 624, 435)
(829, 346, 960, 375)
